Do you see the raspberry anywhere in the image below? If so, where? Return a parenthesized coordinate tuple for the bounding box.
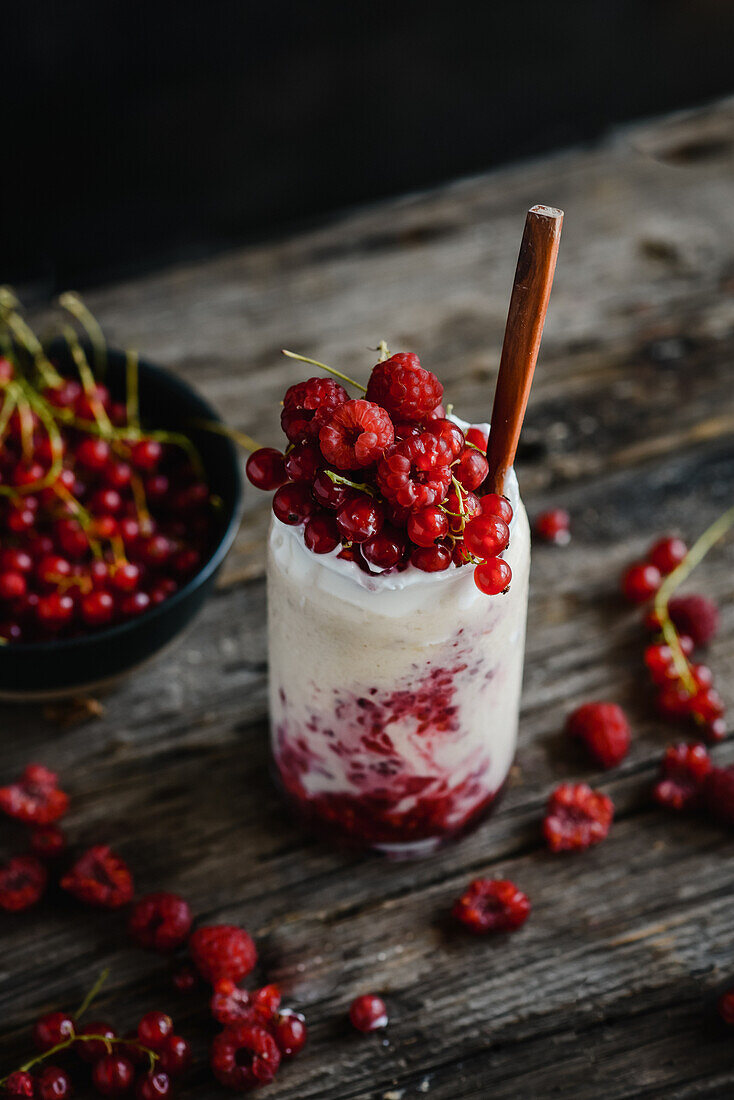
(319, 399, 394, 470)
(718, 990, 734, 1025)
(566, 702, 631, 769)
(211, 980, 281, 1026)
(365, 352, 443, 421)
(703, 766, 734, 826)
(0, 763, 69, 825)
(4, 1072, 35, 1097)
(128, 892, 192, 952)
(0, 855, 47, 911)
(653, 743, 711, 811)
(668, 594, 720, 647)
(464, 514, 510, 559)
(190, 925, 257, 984)
(245, 448, 287, 491)
(452, 878, 530, 934)
(474, 557, 512, 595)
(60, 845, 134, 908)
(543, 782, 614, 852)
(621, 562, 662, 603)
(273, 1010, 307, 1057)
(349, 994, 388, 1032)
(281, 377, 348, 444)
(376, 432, 452, 511)
(425, 418, 464, 458)
(210, 1023, 281, 1090)
(534, 508, 570, 545)
(454, 447, 489, 491)
(648, 535, 687, 575)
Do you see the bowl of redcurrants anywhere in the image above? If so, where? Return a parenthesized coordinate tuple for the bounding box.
(0, 319, 243, 698)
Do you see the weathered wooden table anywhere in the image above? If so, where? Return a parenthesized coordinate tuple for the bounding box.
(3, 98, 734, 1099)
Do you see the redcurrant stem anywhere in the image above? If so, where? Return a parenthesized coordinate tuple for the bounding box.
(325, 470, 375, 496)
(376, 340, 391, 362)
(0, 386, 18, 445)
(63, 327, 114, 438)
(58, 292, 107, 378)
(192, 417, 261, 455)
(7, 1035, 158, 1080)
(130, 473, 152, 530)
(75, 967, 110, 1019)
(126, 349, 140, 431)
(654, 504, 734, 691)
(281, 349, 367, 393)
(0, 290, 63, 389)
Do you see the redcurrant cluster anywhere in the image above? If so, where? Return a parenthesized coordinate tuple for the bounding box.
(621, 536, 725, 740)
(246, 350, 514, 594)
(0, 299, 214, 646)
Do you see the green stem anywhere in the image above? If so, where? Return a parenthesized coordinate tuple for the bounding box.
(376, 340, 391, 363)
(58, 292, 107, 378)
(63, 326, 113, 438)
(126, 349, 140, 431)
(325, 469, 375, 496)
(76, 967, 110, 1019)
(0, 290, 64, 388)
(281, 349, 367, 393)
(654, 504, 734, 691)
(191, 417, 261, 454)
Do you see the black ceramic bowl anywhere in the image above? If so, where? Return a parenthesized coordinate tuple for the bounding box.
(0, 343, 244, 699)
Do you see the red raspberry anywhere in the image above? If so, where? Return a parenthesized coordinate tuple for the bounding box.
(211, 980, 281, 1026)
(273, 1010, 307, 1057)
(425, 418, 464, 458)
(534, 508, 570, 545)
(621, 562, 661, 603)
(376, 432, 452, 511)
(474, 557, 512, 595)
(543, 782, 614, 852)
(0, 855, 47, 912)
(61, 845, 134, 908)
(653, 743, 711, 811)
(452, 878, 530, 934)
(0, 764, 69, 826)
(365, 352, 443, 421)
(319, 399, 394, 470)
(454, 447, 489, 491)
(668, 594, 720, 647)
(281, 377, 348, 444)
(566, 702, 631, 769)
(129, 892, 192, 952)
(648, 535, 687, 575)
(349, 994, 388, 1033)
(703, 766, 734, 826)
(210, 1023, 281, 1090)
(4, 1072, 35, 1097)
(190, 925, 257, 984)
(718, 990, 734, 1025)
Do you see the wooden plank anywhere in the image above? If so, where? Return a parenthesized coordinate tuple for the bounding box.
(1, 98, 734, 1097)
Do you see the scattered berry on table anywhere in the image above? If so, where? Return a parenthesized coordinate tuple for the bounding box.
(189, 925, 257, 984)
(135, 1071, 172, 1100)
(76, 1021, 118, 1063)
(566, 702, 631, 769)
(32, 1011, 76, 1052)
(668, 594, 720, 647)
(3, 1072, 35, 1097)
(210, 1023, 281, 1090)
(137, 1012, 173, 1051)
(365, 352, 443, 422)
(91, 1053, 135, 1097)
(452, 878, 531, 934)
(60, 845, 134, 908)
(349, 994, 389, 1033)
(653, 743, 711, 812)
(0, 854, 48, 912)
(273, 1010, 308, 1057)
(703, 766, 734, 827)
(534, 508, 570, 545)
(35, 1066, 73, 1100)
(543, 782, 614, 852)
(620, 561, 662, 603)
(0, 764, 69, 825)
(718, 990, 734, 1026)
(156, 1034, 191, 1076)
(128, 892, 192, 952)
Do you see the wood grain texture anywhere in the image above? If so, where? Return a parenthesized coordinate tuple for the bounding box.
(2, 98, 734, 1098)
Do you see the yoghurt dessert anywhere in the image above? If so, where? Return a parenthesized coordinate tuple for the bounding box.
(247, 350, 530, 856)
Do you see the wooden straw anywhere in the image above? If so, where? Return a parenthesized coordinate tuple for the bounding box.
(486, 205, 563, 495)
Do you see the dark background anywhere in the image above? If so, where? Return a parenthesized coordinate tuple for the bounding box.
(6, 0, 734, 294)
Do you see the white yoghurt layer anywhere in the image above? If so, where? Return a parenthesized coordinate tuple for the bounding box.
(266, 424, 531, 852)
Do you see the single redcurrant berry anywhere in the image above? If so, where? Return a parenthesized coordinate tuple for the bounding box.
(304, 512, 340, 554)
(336, 494, 384, 543)
(534, 508, 570, 545)
(361, 526, 406, 570)
(648, 535, 687, 575)
(408, 506, 448, 548)
(273, 1010, 307, 1056)
(3, 1071, 35, 1097)
(246, 448, 288, 491)
(137, 1012, 174, 1051)
(620, 561, 661, 603)
(349, 994, 388, 1032)
(410, 543, 452, 572)
(92, 1053, 135, 1096)
(135, 1072, 171, 1100)
(157, 1034, 191, 1076)
(0, 570, 27, 600)
(272, 482, 314, 525)
(464, 514, 510, 559)
(479, 492, 513, 525)
(129, 440, 163, 471)
(76, 437, 111, 470)
(77, 1021, 118, 1063)
(80, 590, 115, 627)
(474, 557, 512, 594)
(284, 441, 321, 483)
(312, 469, 351, 510)
(36, 1066, 73, 1100)
(454, 446, 489, 490)
(33, 1011, 76, 1051)
(465, 426, 488, 451)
